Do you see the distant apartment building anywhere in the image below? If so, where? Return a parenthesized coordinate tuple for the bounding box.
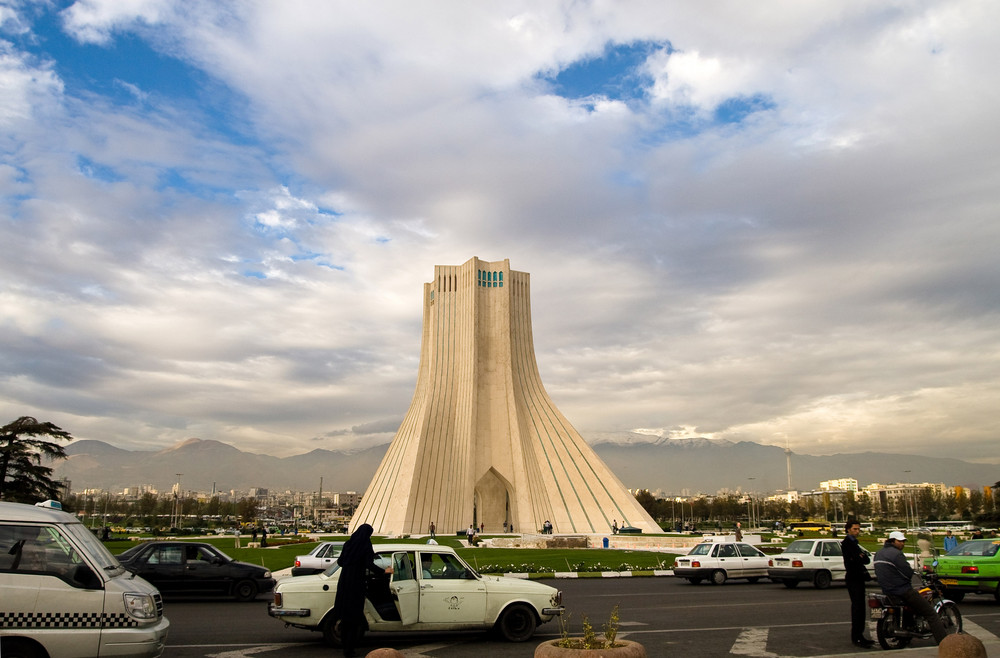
(766, 490, 800, 503)
(820, 478, 858, 492)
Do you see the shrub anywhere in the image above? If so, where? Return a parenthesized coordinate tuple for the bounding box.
(556, 603, 622, 649)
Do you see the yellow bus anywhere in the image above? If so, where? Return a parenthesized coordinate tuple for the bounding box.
(786, 521, 833, 532)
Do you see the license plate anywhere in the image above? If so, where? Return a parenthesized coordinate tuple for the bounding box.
(870, 609, 884, 619)
(939, 579, 959, 585)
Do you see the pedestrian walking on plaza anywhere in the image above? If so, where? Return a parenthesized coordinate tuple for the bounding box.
(260, 526, 267, 547)
(330, 524, 392, 657)
(943, 530, 958, 553)
(429, 521, 436, 538)
(842, 520, 874, 648)
(234, 527, 241, 549)
(612, 519, 618, 535)
(735, 522, 743, 542)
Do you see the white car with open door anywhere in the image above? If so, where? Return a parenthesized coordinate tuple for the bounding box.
(268, 543, 563, 646)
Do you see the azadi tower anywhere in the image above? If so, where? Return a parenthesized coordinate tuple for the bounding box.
(351, 257, 661, 535)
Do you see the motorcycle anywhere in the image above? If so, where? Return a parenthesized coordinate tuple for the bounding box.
(868, 573, 963, 649)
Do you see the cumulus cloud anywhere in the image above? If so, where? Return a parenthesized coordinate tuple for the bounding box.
(0, 0, 998, 469)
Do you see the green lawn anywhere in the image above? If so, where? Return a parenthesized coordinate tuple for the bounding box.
(104, 531, 891, 576)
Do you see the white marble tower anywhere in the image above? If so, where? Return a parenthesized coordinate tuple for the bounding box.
(350, 257, 661, 535)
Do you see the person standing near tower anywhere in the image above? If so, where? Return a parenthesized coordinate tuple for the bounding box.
(330, 524, 392, 657)
(429, 521, 435, 538)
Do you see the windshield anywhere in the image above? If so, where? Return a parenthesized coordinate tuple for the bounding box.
(63, 522, 124, 574)
(783, 540, 815, 554)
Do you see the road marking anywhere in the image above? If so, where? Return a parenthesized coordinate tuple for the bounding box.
(730, 627, 780, 657)
(206, 645, 287, 658)
(397, 642, 457, 656)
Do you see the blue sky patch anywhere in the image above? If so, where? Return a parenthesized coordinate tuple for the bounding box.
(543, 40, 668, 103)
(76, 156, 123, 182)
(714, 94, 775, 124)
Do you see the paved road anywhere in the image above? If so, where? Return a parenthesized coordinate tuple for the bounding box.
(161, 577, 1000, 657)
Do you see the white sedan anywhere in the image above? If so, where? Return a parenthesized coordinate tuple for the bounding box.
(672, 541, 770, 585)
(291, 541, 344, 576)
(268, 543, 564, 645)
(767, 538, 849, 589)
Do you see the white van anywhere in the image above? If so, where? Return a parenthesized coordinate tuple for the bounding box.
(1, 501, 169, 657)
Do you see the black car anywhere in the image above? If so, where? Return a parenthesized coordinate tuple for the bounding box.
(117, 541, 275, 601)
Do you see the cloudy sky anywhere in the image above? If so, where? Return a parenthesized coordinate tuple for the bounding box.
(2, 1, 998, 465)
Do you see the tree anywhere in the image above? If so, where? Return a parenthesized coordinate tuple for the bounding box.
(0, 416, 72, 503)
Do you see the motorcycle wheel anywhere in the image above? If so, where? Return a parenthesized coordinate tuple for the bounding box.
(876, 614, 912, 650)
(939, 601, 963, 633)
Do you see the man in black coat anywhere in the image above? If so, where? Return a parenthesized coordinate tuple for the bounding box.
(842, 520, 873, 648)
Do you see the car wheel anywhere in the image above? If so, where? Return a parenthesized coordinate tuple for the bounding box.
(995, 583, 1000, 603)
(495, 603, 538, 642)
(233, 579, 258, 602)
(813, 571, 832, 589)
(0, 638, 46, 658)
(686, 577, 702, 585)
(710, 570, 727, 585)
(321, 615, 343, 647)
(876, 614, 911, 650)
(782, 579, 799, 589)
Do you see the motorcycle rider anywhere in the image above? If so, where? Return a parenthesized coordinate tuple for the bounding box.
(873, 531, 949, 644)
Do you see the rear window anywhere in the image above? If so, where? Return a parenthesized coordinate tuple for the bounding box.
(782, 540, 815, 554)
(948, 540, 1000, 557)
(737, 544, 764, 557)
(688, 543, 714, 556)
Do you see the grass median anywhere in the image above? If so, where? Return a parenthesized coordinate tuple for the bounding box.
(106, 535, 680, 576)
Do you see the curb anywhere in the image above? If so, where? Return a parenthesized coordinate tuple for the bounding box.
(501, 570, 674, 579)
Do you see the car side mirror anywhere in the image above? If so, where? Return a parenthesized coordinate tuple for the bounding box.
(72, 564, 103, 590)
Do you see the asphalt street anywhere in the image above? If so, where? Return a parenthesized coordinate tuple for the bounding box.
(161, 577, 1000, 658)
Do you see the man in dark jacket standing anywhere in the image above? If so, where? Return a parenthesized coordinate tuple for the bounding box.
(873, 531, 948, 644)
(842, 520, 873, 648)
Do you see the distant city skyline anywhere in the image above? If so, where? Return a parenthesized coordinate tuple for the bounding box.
(3, 2, 999, 465)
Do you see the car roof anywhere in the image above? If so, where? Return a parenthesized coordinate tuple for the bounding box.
(0, 501, 80, 524)
(371, 543, 458, 554)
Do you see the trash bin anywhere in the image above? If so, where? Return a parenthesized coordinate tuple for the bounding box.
(602, 537, 609, 548)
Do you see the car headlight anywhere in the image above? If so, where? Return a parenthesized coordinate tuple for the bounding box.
(263, 570, 272, 578)
(123, 593, 157, 620)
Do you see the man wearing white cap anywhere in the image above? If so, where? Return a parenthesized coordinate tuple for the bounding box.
(873, 531, 949, 644)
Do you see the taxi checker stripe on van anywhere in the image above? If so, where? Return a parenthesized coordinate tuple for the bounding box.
(0, 612, 140, 628)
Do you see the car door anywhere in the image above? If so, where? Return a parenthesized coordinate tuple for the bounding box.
(715, 543, 742, 577)
(390, 551, 419, 625)
(736, 543, 768, 576)
(313, 543, 340, 570)
(139, 544, 185, 593)
(819, 541, 845, 580)
(415, 551, 487, 625)
(0, 523, 105, 658)
(181, 544, 230, 595)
